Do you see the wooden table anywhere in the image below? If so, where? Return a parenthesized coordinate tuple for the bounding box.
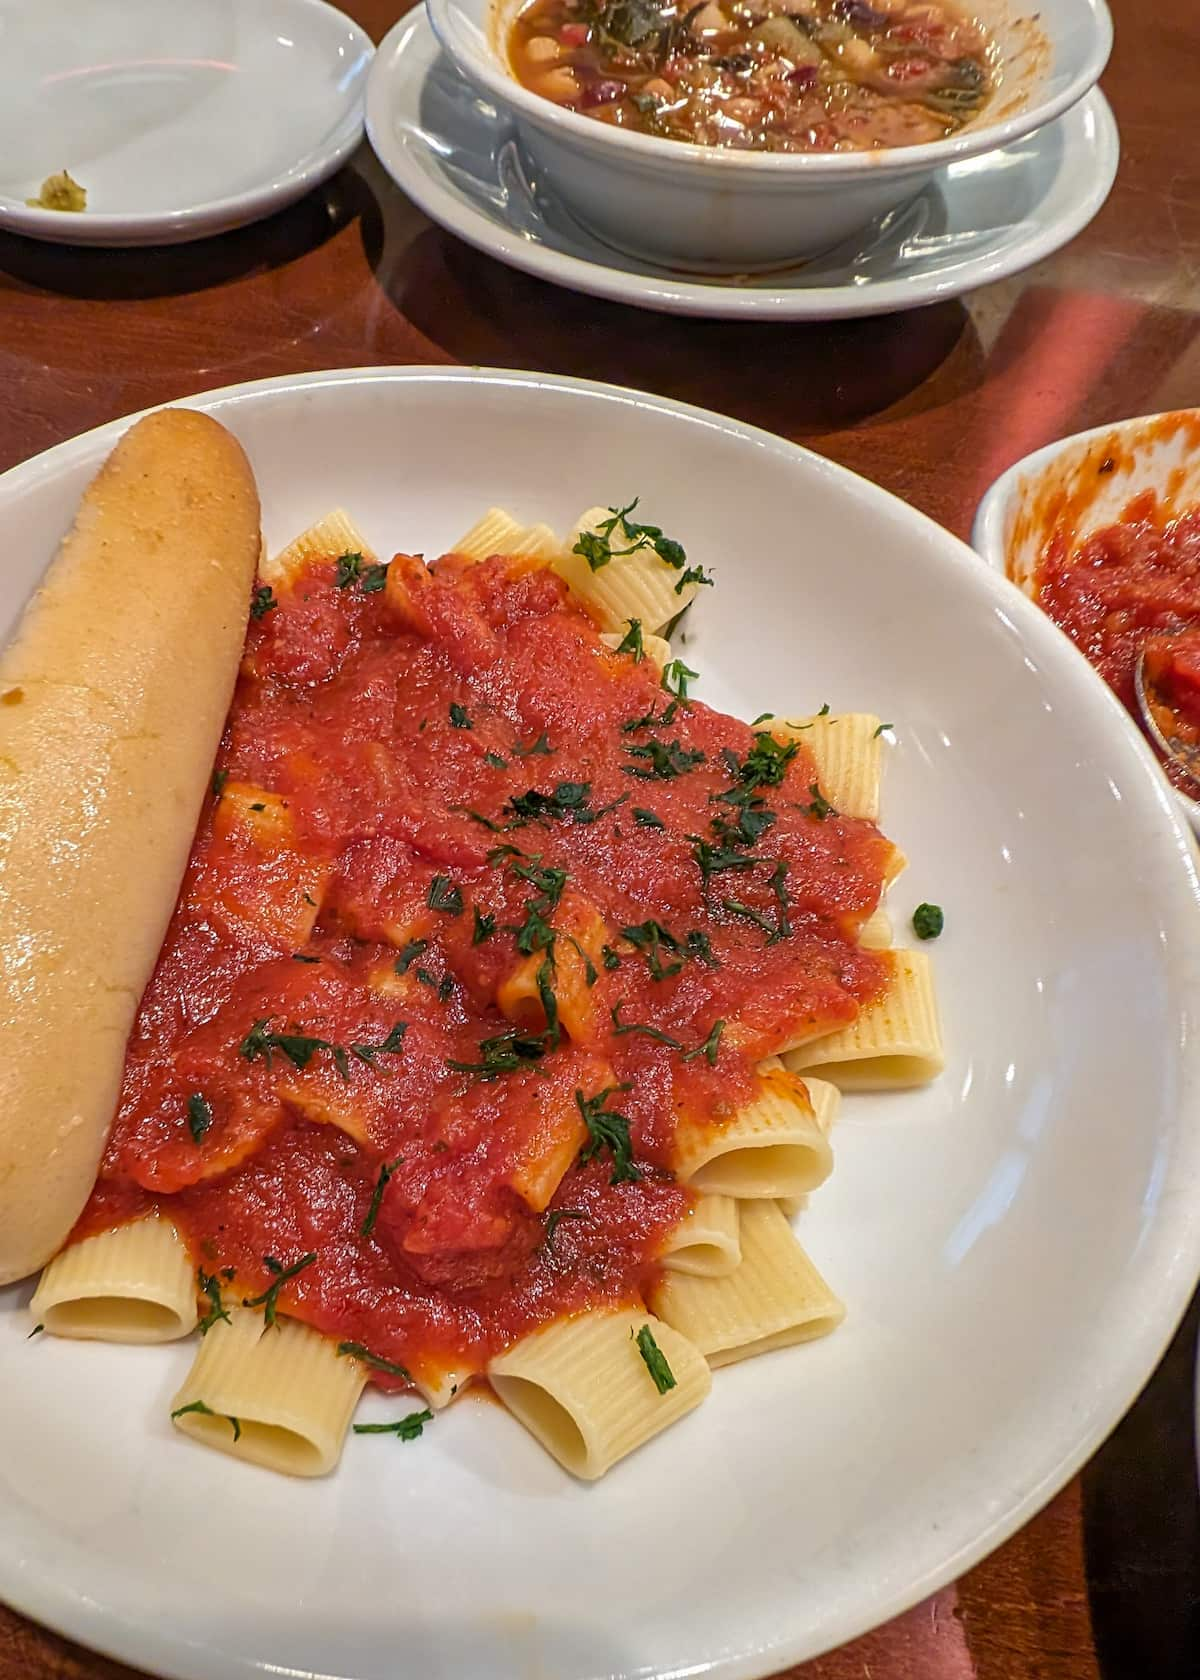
(2, 1, 1198, 1674)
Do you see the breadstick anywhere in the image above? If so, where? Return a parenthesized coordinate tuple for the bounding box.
(0, 409, 261, 1283)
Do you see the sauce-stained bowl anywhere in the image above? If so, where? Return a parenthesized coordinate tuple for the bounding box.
(973, 409, 1200, 834)
(424, 0, 1112, 271)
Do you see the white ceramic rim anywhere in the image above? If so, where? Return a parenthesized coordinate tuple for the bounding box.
(972, 410, 1200, 831)
(2, 365, 1200, 1680)
(0, 0, 374, 246)
(365, 17, 1119, 321)
(425, 0, 1113, 179)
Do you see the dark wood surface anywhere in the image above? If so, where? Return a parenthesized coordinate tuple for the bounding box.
(2, 1, 1198, 1675)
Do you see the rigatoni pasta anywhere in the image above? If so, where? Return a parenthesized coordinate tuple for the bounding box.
(19, 485, 944, 1481)
(30, 1217, 197, 1343)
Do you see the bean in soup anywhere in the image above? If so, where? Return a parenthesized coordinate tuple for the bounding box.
(508, 0, 994, 153)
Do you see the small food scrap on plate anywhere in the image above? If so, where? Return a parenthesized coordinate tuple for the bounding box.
(2, 422, 943, 1482)
(25, 170, 88, 212)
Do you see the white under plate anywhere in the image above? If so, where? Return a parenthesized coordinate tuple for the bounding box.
(0, 0, 373, 246)
(2, 367, 1200, 1680)
(365, 13, 1119, 320)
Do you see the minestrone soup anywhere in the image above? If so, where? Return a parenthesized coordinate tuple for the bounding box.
(509, 0, 995, 153)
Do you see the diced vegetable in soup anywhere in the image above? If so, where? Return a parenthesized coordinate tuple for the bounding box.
(509, 0, 994, 152)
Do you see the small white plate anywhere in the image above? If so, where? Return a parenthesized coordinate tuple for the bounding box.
(2, 367, 1200, 1680)
(365, 11, 1119, 321)
(0, 0, 374, 246)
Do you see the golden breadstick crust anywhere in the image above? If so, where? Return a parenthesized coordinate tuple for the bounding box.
(0, 409, 261, 1284)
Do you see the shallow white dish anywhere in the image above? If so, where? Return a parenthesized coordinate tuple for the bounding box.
(425, 0, 1112, 269)
(973, 409, 1200, 833)
(0, 0, 373, 246)
(3, 367, 1200, 1680)
(366, 12, 1118, 320)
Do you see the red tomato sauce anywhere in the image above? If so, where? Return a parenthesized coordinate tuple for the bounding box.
(1142, 632, 1200, 746)
(1033, 495, 1200, 791)
(78, 547, 892, 1390)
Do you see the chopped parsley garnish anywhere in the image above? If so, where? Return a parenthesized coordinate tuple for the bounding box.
(537, 954, 561, 1048)
(505, 781, 590, 822)
(912, 902, 945, 941)
(358, 562, 389, 594)
(709, 794, 775, 850)
(874, 722, 894, 738)
(674, 562, 713, 596)
(249, 584, 277, 620)
(632, 807, 665, 829)
(684, 929, 720, 968)
(571, 499, 686, 573)
(800, 783, 837, 821)
(350, 1021, 408, 1067)
(751, 711, 774, 726)
(576, 1085, 641, 1184)
(510, 857, 568, 909)
(395, 939, 428, 975)
(768, 860, 792, 941)
(335, 552, 366, 588)
(817, 702, 831, 716)
(623, 739, 705, 780)
(512, 731, 554, 757)
(734, 732, 799, 793)
(353, 1409, 432, 1441)
(484, 751, 509, 771)
(543, 1207, 587, 1249)
(239, 1018, 346, 1077)
(243, 1252, 317, 1329)
(449, 805, 506, 832)
(197, 1269, 231, 1335)
(513, 903, 556, 957)
(622, 698, 679, 734)
(681, 1019, 725, 1065)
(292, 952, 320, 963)
(620, 920, 684, 980)
(616, 618, 644, 661)
(504, 782, 627, 827)
(427, 876, 464, 915)
(472, 905, 497, 944)
(249, 801, 266, 812)
(661, 659, 698, 701)
(722, 898, 777, 938)
(211, 768, 228, 799)
(634, 1325, 677, 1394)
(27, 1323, 44, 1339)
(171, 1399, 241, 1441)
(437, 974, 454, 1002)
(337, 1342, 411, 1379)
(449, 702, 472, 729)
(601, 944, 621, 971)
(690, 835, 758, 887)
(611, 1001, 682, 1048)
(360, 1158, 402, 1237)
(446, 1029, 550, 1081)
(564, 932, 598, 987)
(186, 1092, 212, 1144)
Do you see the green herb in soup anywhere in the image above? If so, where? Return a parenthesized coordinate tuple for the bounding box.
(509, 0, 993, 153)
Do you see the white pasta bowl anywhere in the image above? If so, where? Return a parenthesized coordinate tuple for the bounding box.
(2, 367, 1200, 1680)
(422, 0, 1113, 269)
(972, 408, 1200, 833)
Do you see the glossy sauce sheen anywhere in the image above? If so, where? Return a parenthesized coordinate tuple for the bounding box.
(509, 0, 992, 154)
(79, 549, 891, 1388)
(1034, 494, 1200, 790)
